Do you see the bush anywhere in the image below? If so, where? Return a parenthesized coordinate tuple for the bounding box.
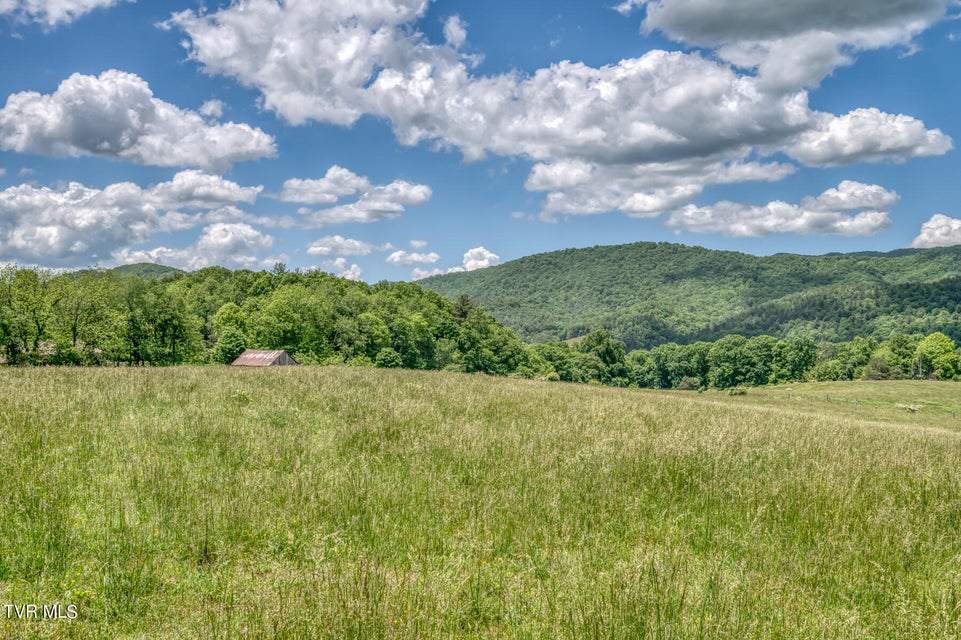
(375, 347, 404, 369)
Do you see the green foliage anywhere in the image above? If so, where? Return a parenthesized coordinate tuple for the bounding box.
(423, 242, 961, 349)
(0, 266, 532, 375)
(915, 332, 958, 380)
(108, 262, 184, 280)
(4, 259, 960, 394)
(374, 347, 403, 368)
(808, 359, 843, 382)
(212, 327, 247, 364)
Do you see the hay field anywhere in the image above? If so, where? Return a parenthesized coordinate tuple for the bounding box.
(1, 367, 960, 638)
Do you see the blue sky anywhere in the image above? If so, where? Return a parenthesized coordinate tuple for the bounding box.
(1, 0, 960, 282)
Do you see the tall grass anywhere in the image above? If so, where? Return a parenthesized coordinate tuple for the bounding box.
(1, 367, 960, 638)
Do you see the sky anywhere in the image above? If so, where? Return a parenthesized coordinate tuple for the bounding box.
(1, 0, 960, 282)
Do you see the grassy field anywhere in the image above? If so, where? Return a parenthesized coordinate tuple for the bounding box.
(2, 367, 961, 638)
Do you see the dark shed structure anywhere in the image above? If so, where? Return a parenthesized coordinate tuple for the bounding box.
(231, 349, 298, 367)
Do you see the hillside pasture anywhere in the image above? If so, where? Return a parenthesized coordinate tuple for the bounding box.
(1, 368, 960, 638)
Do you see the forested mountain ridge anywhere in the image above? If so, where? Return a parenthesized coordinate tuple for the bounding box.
(421, 242, 961, 349)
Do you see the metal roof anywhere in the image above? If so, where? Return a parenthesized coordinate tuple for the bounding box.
(230, 349, 298, 366)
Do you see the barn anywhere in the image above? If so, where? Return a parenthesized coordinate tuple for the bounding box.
(230, 349, 299, 367)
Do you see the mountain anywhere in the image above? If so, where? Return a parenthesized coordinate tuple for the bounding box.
(421, 242, 961, 350)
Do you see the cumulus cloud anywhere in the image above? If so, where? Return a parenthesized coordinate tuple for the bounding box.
(279, 166, 432, 227)
(307, 235, 378, 257)
(0, 172, 266, 266)
(172, 4, 809, 163)
(170, 2, 951, 220)
(0, 70, 276, 171)
(461, 246, 500, 271)
(667, 180, 897, 237)
(786, 108, 953, 166)
(624, 0, 954, 88)
(0, 0, 127, 27)
(298, 180, 432, 227)
(114, 223, 275, 271)
(528, 156, 793, 219)
(629, 0, 949, 44)
(910, 214, 961, 248)
(147, 170, 262, 210)
(407, 245, 499, 280)
(280, 166, 371, 204)
(444, 15, 468, 48)
(319, 257, 363, 281)
(199, 99, 225, 119)
(0, 180, 159, 265)
(409, 239, 427, 249)
(385, 249, 440, 266)
(410, 267, 444, 280)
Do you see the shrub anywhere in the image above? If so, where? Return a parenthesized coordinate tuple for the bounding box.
(375, 347, 404, 369)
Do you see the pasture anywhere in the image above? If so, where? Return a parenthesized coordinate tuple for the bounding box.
(1, 367, 960, 638)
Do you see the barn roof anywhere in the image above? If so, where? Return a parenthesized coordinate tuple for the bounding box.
(230, 349, 298, 366)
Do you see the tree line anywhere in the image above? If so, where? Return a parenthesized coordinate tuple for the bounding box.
(0, 265, 528, 375)
(1, 265, 958, 389)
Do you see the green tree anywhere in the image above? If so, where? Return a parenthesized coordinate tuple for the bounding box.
(8, 268, 58, 359)
(575, 330, 628, 384)
(212, 327, 247, 364)
(915, 332, 958, 380)
(707, 335, 750, 389)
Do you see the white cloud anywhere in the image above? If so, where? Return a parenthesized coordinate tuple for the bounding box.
(801, 180, 900, 213)
(0, 70, 276, 171)
(307, 235, 377, 257)
(409, 239, 427, 249)
(168, 1, 432, 127)
(171, 5, 812, 162)
(0, 0, 127, 27)
(910, 214, 961, 248)
(409, 245, 500, 280)
(528, 156, 794, 219)
(0, 173, 266, 266)
(280, 166, 371, 204)
(666, 181, 897, 237)
(300, 179, 432, 227)
(444, 15, 468, 49)
(631, 0, 949, 44)
(280, 166, 432, 228)
(410, 267, 444, 280)
(199, 99, 225, 119)
(114, 223, 274, 271)
(627, 0, 953, 87)
(320, 257, 363, 281)
(461, 246, 499, 270)
(147, 170, 262, 210)
(786, 108, 953, 166)
(385, 249, 440, 266)
(171, 1, 951, 219)
(0, 168, 5, 177)
(0, 180, 158, 265)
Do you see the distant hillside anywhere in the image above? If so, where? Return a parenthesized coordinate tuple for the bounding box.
(421, 242, 961, 350)
(110, 263, 184, 279)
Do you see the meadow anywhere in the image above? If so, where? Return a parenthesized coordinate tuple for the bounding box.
(1, 367, 961, 638)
